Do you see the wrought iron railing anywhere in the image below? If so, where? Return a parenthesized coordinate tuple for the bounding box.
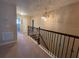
(28, 26, 79, 58)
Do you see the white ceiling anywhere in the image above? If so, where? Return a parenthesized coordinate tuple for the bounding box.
(1, 0, 79, 16)
(0, 0, 16, 5)
(16, 0, 79, 16)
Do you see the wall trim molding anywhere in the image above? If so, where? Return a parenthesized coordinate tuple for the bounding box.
(0, 40, 16, 46)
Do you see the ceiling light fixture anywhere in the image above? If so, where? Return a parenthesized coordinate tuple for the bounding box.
(41, 8, 48, 21)
(20, 12, 27, 15)
(41, 16, 47, 21)
(39, 0, 49, 21)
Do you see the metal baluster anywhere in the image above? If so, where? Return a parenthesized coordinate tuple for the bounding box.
(40, 30, 42, 45)
(57, 35, 62, 57)
(65, 36, 70, 58)
(46, 31, 48, 50)
(50, 32, 51, 52)
(51, 33, 54, 56)
(70, 38, 75, 58)
(45, 31, 47, 49)
(44, 31, 46, 43)
(50, 33, 53, 54)
(47, 32, 49, 53)
(76, 47, 79, 58)
(55, 34, 59, 57)
(61, 36, 66, 58)
(48, 32, 50, 53)
(44, 31, 48, 50)
(49, 32, 51, 54)
(53, 34, 56, 55)
(47, 32, 49, 50)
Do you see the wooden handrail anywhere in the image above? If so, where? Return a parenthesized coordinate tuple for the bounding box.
(28, 26, 79, 39)
(40, 28, 79, 39)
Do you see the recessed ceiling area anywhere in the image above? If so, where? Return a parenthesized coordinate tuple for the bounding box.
(16, 0, 79, 16)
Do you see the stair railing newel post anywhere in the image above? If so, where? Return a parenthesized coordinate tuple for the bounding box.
(28, 26, 29, 35)
(38, 27, 40, 44)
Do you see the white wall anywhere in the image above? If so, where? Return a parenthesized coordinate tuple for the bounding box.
(33, 2, 79, 36)
(0, 1, 17, 44)
(19, 15, 31, 35)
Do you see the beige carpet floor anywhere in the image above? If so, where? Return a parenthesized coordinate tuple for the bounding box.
(0, 32, 50, 58)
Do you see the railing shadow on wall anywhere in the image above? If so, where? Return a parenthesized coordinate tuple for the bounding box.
(28, 26, 79, 58)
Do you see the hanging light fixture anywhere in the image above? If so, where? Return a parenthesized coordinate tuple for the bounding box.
(41, 7, 48, 21)
(38, 0, 49, 21)
(41, 16, 47, 21)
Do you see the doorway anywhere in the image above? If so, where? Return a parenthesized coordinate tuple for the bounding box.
(17, 16, 21, 32)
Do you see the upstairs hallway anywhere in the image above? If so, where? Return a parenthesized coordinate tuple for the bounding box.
(0, 32, 50, 58)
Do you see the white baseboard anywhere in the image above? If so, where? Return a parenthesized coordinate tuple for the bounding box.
(0, 41, 16, 46)
(39, 45, 56, 58)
